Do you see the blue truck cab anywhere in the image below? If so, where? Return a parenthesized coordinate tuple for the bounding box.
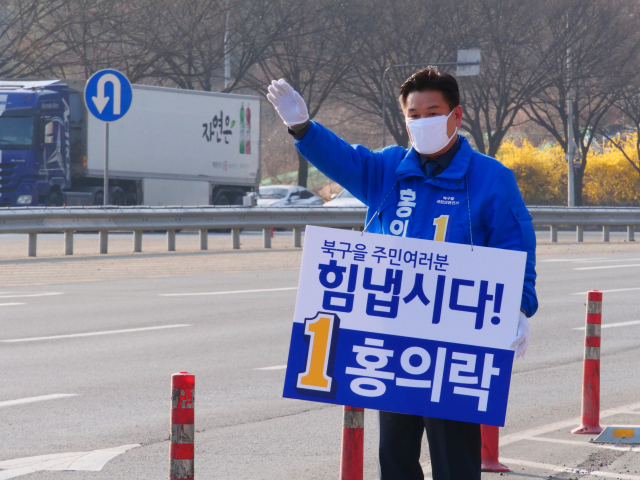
(0, 79, 131, 207)
(0, 80, 80, 206)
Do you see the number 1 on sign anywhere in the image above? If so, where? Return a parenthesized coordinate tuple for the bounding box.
(433, 215, 449, 242)
(297, 313, 339, 392)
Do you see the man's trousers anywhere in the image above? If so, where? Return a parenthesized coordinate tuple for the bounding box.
(378, 411, 481, 480)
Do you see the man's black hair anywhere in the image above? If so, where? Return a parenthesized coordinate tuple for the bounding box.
(399, 66, 460, 111)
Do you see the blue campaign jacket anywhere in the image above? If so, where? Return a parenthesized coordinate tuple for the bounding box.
(295, 122, 538, 317)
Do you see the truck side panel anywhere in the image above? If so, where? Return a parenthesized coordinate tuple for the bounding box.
(142, 178, 210, 206)
(86, 86, 260, 186)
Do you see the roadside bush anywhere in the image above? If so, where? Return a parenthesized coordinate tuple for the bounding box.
(496, 136, 640, 206)
(582, 135, 640, 206)
(496, 140, 567, 205)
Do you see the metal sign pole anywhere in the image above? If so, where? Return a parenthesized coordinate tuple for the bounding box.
(86, 69, 132, 207)
(104, 122, 109, 205)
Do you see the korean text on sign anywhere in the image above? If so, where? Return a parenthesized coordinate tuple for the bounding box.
(283, 226, 526, 426)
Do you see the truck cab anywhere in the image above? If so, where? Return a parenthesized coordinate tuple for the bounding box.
(0, 80, 71, 207)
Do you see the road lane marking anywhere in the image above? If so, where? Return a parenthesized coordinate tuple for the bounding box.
(255, 365, 287, 370)
(424, 455, 640, 480)
(542, 258, 608, 262)
(500, 457, 589, 475)
(0, 293, 63, 299)
(67, 444, 140, 471)
(159, 287, 298, 297)
(503, 457, 640, 478)
(1, 324, 191, 343)
(573, 287, 640, 295)
(525, 435, 640, 452)
(0, 303, 25, 307)
(0, 444, 140, 478)
(571, 287, 640, 295)
(578, 257, 640, 263)
(498, 458, 640, 478)
(575, 264, 640, 271)
(587, 472, 640, 479)
(499, 401, 640, 446)
(459, 404, 640, 480)
(0, 394, 78, 408)
(574, 320, 640, 330)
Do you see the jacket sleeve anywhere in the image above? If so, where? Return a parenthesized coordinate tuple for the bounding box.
(294, 121, 391, 206)
(483, 168, 538, 317)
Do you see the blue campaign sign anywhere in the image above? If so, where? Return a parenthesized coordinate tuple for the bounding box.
(85, 69, 133, 122)
(282, 226, 527, 427)
(285, 322, 514, 425)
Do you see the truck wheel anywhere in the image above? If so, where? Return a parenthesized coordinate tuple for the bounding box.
(215, 194, 230, 206)
(47, 191, 63, 207)
(94, 191, 104, 206)
(111, 188, 126, 206)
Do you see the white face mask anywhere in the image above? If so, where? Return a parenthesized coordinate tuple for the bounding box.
(406, 109, 457, 155)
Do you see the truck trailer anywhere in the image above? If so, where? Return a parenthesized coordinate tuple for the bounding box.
(0, 80, 260, 207)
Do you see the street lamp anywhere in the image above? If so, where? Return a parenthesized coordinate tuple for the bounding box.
(381, 49, 481, 148)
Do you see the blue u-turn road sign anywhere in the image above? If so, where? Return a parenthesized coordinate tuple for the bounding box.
(85, 69, 133, 122)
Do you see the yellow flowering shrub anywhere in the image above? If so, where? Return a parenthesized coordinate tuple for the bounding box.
(582, 135, 640, 206)
(496, 136, 640, 206)
(496, 140, 567, 205)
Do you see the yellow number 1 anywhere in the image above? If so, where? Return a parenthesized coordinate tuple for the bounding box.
(433, 215, 449, 242)
(297, 313, 338, 392)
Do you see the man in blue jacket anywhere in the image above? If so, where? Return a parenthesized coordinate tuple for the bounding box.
(267, 67, 537, 480)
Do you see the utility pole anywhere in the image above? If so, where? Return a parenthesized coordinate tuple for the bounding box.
(566, 12, 577, 207)
(567, 46, 576, 207)
(224, 0, 231, 89)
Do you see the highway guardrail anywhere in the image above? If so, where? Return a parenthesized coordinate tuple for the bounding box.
(0, 205, 637, 257)
(527, 206, 639, 242)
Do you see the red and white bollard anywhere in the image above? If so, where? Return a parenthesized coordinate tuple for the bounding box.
(339, 406, 364, 480)
(572, 290, 603, 434)
(170, 372, 195, 480)
(480, 424, 509, 472)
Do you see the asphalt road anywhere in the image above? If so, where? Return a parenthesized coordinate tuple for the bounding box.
(1, 240, 640, 479)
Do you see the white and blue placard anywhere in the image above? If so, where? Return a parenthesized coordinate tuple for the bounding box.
(283, 226, 527, 426)
(85, 69, 133, 122)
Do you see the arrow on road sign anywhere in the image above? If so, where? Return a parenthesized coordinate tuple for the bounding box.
(92, 73, 121, 115)
(85, 69, 132, 122)
(0, 444, 140, 479)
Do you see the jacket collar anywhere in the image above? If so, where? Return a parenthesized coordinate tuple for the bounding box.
(396, 135, 472, 182)
(419, 137, 460, 172)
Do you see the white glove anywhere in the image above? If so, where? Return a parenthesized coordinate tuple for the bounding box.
(266, 79, 309, 127)
(510, 311, 530, 359)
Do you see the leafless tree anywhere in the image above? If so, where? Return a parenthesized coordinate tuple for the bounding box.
(43, 0, 160, 81)
(250, 0, 368, 187)
(138, 0, 298, 92)
(595, 81, 640, 177)
(458, 0, 564, 158)
(225, 0, 307, 93)
(337, 0, 463, 149)
(0, 0, 72, 78)
(524, 0, 640, 205)
(139, 0, 227, 90)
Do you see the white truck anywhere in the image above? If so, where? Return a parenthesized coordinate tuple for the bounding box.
(0, 80, 260, 207)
